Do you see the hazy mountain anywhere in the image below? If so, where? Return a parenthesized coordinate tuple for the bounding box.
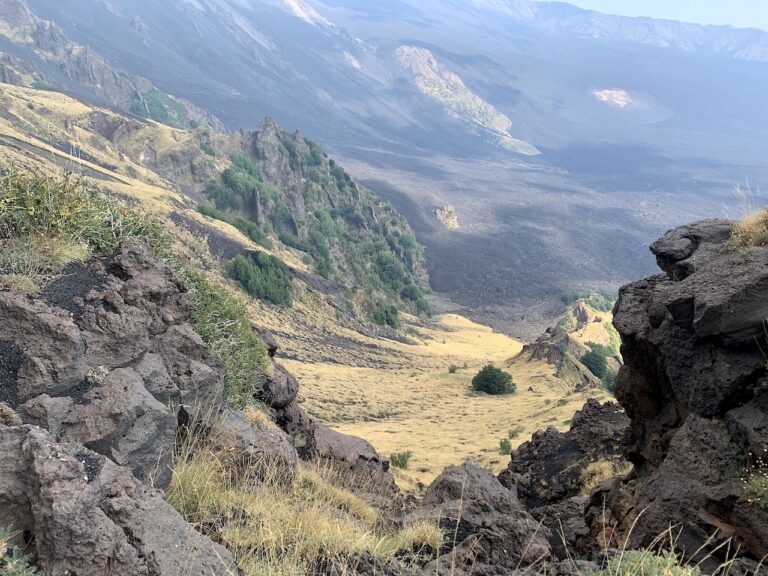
(2, 0, 767, 335)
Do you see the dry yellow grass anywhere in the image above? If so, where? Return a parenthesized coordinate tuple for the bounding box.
(167, 431, 443, 575)
(731, 208, 768, 248)
(580, 458, 633, 496)
(253, 296, 612, 488)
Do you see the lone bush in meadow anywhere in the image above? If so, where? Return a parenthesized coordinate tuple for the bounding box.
(471, 364, 515, 395)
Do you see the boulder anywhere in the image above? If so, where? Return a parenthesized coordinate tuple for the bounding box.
(499, 399, 629, 508)
(413, 460, 551, 575)
(0, 239, 225, 487)
(276, 399, 399, 502)
(602, 219, 768, 562)
(209, 408, 298, 475)
(0, 425, 237, 576)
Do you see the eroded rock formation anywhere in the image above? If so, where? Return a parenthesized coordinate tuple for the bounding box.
(588, 219, 768, 563)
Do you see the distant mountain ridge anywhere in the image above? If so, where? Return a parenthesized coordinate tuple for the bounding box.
(0, 0, 767, 336)
(0, 0, 224, 130)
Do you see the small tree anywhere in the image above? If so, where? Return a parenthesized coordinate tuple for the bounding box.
(581, 350, 608, 380)
(471, 364, 515, 395)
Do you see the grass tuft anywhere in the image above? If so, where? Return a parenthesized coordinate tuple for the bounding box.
(585, 550, 701, 576)
(580, 458, 633, 496)
(175, 267, 269, 407)
(166, 424, 442, 575)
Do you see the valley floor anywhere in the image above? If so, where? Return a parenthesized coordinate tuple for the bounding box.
(252, 295, 612, 488)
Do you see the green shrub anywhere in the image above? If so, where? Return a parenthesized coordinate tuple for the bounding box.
(499, 438, 512, 455)
(448, 364, 458, 374)
(471, 364, 515, 395)
(401, 284, 431, 315)
(508, 426, 524, 439)
(390, 451, 413, 469)
(581, 350, 608, 380)
(228, 252, 293, 307)
(0, 167, 162, 254)
(370, 298, 400, 328)
(0, 526, 40, 576)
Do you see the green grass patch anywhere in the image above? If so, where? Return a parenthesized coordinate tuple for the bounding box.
(177, 267, 269, 408)
(0, 166, 163, 291)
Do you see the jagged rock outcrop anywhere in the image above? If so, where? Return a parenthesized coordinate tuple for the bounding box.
(499, 399, 629, 508)
(496, 400, 629, 559)
(0, 239, 223, 488)
(411, 460, 552, 576)
(591, 219, 768, 562)
(0, 424, 237, 575)
(512, 328, 601, 391)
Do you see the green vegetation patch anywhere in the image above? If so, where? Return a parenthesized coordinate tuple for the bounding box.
(390, 451, 413, 469)
(369, 297, 400, 328)
(0, 526, 39, 576)
(582, 342, 618, 392)
(471, 364, 516, 395)
(130, 89, 192, 129)
(197, 204, 272, 248)
(202, 135, 427, 324)
(562, 291, 616, 312)
(177, 267, 268, 407)
(228, 252, 293, 307)
(0, 166, 162, 292)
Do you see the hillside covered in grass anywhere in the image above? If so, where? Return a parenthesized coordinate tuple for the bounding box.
(0, 82, 428, 327)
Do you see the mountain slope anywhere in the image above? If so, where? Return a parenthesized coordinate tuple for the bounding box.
(4, 0, 768, 338)
(0, 82, 425, 325)
(0, 0, 224, 130)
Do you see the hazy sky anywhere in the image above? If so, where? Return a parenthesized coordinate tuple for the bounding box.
(547, 1, 768, 31)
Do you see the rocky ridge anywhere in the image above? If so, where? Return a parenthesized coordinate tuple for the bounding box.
(0, 239, 399, 574)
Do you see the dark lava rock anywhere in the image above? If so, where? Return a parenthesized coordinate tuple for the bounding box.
(499, 399, 629, 509)
(0, 425, 237, 576)
(598, 219, 768, 562)
(0, 239, 224, 488)
(411, 460, 552, 576)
